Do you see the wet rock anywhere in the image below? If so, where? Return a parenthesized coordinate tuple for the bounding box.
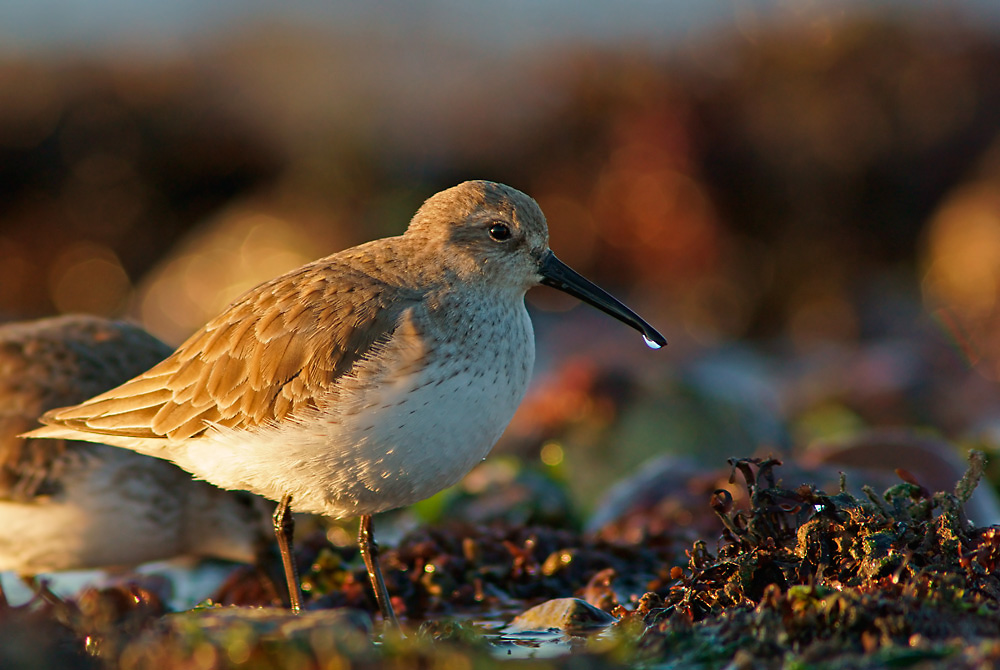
(587, 454, 734, 543)
(430, 459, 577, 528)
(507, 597, 617, 633)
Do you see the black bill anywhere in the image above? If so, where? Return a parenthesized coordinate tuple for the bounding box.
(538, 250, 667, 349)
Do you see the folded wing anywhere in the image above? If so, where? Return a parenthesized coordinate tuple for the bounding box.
(36, 259, 422, 443)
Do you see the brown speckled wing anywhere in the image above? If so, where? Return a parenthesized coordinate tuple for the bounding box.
(0, 315, 172, 500)
(40, 257, 423, 442)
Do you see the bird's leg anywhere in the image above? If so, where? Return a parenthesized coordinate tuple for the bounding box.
(16, 575, 83, 634)
(358, 514, 400, 629)
(21, 575, 69, 611)
(272, 494, 303, 614)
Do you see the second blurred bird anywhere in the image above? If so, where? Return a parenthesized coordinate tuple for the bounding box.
(0, 315, 269, 590)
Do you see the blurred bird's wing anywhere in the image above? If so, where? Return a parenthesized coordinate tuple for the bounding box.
(0, 316, 171, 500)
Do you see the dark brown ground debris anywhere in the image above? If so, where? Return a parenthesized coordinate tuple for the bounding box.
(4, 454, 1000, 669)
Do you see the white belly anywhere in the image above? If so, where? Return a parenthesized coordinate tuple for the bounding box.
(180, 301, 535, 517)
(0, 446, 186, 572)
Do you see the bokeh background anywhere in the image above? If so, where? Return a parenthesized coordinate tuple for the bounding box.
(4, 0, 1000, 516)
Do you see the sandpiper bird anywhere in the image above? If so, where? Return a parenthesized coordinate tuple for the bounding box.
(0, 315, 269, 591)
(26, 181, 666, 625)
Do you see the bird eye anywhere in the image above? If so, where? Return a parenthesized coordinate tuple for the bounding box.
(488, 222, 512, 242)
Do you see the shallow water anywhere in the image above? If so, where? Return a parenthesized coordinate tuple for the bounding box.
(489, 628, 575, 660)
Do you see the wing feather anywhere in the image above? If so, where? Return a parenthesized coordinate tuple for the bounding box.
(37, 253, 423, 443)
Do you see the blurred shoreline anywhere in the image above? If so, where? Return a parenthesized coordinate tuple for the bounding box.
(3, 5, 1000, 491)
(9, 1, 1000, 56)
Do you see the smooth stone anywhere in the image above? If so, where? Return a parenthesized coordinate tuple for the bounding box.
(507, 597, 617, 633)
